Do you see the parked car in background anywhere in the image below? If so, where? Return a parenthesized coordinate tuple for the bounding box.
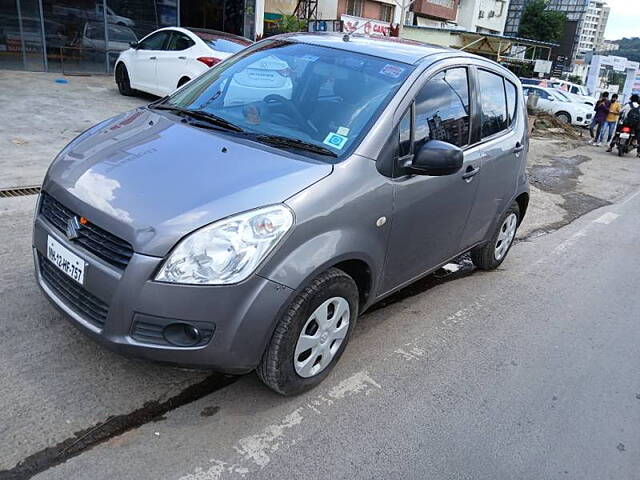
(115, 27, 252, 97)
(52, 4, 135, 27)
(550, 79, 597, 106)
(523, 85, 593, 126)
(36, 34, 529, 395)
(79, 21, 137, 53)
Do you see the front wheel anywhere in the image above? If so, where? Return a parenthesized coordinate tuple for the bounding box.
(115, 63, 134, 96)
(471, 203, 520, 270)
(555, 112, 571, 124)
(257, 268, 359, 396)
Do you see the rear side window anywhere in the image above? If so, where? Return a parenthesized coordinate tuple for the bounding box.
(478, 70, 508, 138)
(505, 80, 518, 125)
(167, 32, 195, 51)
(414, 67, 471, 149)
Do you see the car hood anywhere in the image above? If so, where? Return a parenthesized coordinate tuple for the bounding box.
(43, 108, 333, 257)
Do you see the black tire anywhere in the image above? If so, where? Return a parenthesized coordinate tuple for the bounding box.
(618, 146, 624, 157)
(555, 112, 571, 124)
(116, 63, 134, 96)
(177, 77, 191, 88)
(471, 202, 520, 271)
(257, 268, 359, 396)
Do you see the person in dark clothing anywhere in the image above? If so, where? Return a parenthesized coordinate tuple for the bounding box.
(590, 92, 610, 146)
(606, 94, 640, 156)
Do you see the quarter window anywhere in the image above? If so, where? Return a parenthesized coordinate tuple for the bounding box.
(478, 69, 508, 138)
(505, 80, 518, 125)
(398, 108, 412, 157)
(414, 67, 471, 149)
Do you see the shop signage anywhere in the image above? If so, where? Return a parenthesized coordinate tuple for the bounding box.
(341, 15, 391, 37)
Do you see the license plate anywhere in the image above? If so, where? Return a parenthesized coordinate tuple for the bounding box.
(47, 236, 85, 284)
(620, 133, 630, 139)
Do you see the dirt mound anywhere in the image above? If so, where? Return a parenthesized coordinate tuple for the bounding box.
(528, 112, 585, 141)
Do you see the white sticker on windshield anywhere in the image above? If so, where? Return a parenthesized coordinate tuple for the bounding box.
(379, 64, 404, 78)
(337, 126, 350, 136)
(301, 54, 320, 62)
(323, 132, 348, 150)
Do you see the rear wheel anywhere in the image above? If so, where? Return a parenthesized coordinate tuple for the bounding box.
(177, 76, 191, 88)
(257, 268, 359, 396)
(471, 203, 520, 271)
(115, 63, 134, 96)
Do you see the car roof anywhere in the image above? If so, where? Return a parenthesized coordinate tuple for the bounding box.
(272, 32, 464, 65)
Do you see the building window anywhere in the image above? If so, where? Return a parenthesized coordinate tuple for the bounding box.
(346, 0, 364, 17)
(379, 3, 394, 22)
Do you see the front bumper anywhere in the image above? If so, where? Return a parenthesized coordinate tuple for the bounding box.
(33, 214, 294, 373)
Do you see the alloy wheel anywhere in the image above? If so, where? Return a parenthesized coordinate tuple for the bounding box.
(494, 213, 517, 261)
(294, 297, 350, 378)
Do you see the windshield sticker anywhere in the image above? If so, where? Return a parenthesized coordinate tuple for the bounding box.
(323, 132, 348, 150)
(337, 126, 350, 136)
(301, 54, 320, 62)
(379, 64, 404, 79)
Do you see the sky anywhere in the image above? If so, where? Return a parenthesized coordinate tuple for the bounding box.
(603, 0, 640, 40)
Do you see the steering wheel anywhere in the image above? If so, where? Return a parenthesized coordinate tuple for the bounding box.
(263, 94, 317, 136)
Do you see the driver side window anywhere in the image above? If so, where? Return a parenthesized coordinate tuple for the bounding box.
(414, 67, 471, 150)
(139, 31, 169, 50)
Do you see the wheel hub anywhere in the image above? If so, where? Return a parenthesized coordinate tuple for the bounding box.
(294, 297, 350, 378)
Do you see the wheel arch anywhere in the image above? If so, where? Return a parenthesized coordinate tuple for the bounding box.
(177, 76, 191, 88)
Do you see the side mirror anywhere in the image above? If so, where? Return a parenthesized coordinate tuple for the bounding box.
(129, 41, 139, 49)
(411, 140, 463, 176)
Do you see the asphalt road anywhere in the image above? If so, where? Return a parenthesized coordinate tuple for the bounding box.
(19, 187, 639, 479)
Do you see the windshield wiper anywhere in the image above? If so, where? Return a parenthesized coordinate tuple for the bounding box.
(149, 104, 244, 133)
(254, 134, 338, 158)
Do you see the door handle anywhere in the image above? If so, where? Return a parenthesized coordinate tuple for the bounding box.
(462, 165, 480, 180)
(178, 56, 186, 60)
(513, 142, 525, 153)
(149, 56, 157, 60)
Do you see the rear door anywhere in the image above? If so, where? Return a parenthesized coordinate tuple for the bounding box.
(382, 66, 483, 292)
(156, 31, 196, 94)
(462, 68, 523, 246)
(130, 31, 170, 94)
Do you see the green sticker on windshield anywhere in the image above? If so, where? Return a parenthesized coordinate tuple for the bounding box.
(323, 132, 348, 150)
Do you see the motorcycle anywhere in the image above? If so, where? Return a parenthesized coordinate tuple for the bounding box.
(615, 125, 638, 157)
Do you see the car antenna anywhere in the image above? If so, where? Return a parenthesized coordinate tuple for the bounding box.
(342, 20, 373, 42)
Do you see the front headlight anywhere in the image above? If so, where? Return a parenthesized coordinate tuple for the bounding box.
(156, 205, 294, 285)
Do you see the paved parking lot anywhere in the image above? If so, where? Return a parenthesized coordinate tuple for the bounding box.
(1, 72, 640, 478)
(0, 71, 147, 190)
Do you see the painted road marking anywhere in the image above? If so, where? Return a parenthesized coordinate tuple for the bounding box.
(593, 212, 620, 225)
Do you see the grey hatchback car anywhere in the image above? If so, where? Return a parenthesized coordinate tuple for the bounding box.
(34, 33, 529, 395)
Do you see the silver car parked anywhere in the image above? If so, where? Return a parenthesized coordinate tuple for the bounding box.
(34, 33, 529, 395)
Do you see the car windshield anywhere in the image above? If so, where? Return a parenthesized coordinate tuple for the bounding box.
(553, 90, 571, 102)
(164, 40, 414, 159)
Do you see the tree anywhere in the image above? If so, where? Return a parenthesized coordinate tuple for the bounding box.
(567, 74, 583, 85)
(518, 0, 567, 44)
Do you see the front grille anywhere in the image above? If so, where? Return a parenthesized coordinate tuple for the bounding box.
(40, 192, 133, 269)
(38, 253, 108, 329)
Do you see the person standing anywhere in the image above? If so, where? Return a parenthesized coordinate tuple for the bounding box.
(590, 92, 610, 146)
(597, 93, 620, 145)
(590, 92, 606, 139)
(607, 94, 640, 156)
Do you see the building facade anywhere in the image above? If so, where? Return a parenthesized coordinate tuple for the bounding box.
(0, 0, 260, 73)
(577, 0, 609, 54)
(504, 0, 590, 66)
(457, 0, 510, 35)
(410, 0, 460, 28)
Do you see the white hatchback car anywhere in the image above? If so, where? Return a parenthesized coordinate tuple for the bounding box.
(523, 85, 593, 127)
(115, 27, 252, 97)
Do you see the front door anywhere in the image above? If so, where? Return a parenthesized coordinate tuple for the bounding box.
(131, 31, 170, 94)
(382, 67, 482, 293)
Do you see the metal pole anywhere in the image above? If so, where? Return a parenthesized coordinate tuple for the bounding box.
(177, 0, 181, 27)
(15, 0, 28, 70)
(103, 0, 109, 74)
(37, 0, 47, 71)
